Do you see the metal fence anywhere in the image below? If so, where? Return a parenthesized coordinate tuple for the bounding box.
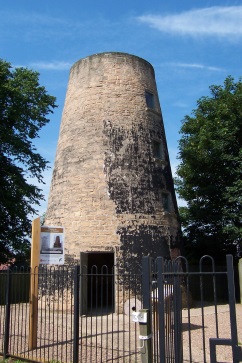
(1, 256, 241, 363)
(143, 255, 242, 363)
(0, 265, 142, 363)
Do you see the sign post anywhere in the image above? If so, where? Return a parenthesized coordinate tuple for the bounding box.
(29, 220, 65, 350)
(29, 216, 41, 350)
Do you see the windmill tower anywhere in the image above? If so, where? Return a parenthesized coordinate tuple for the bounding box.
(45, 52, 181, 274)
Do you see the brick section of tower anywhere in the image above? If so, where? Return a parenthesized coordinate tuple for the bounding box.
(45, 52, 181, 270)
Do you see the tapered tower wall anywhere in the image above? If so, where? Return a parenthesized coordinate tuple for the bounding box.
(45, 52, 181, 271)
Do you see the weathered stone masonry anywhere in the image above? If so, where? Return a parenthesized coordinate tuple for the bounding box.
(45, 52, 181, 272)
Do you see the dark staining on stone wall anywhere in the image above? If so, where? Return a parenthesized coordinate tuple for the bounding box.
(103, 119, 170, 214)
(117, 224, 170, 273)
(169, 229, 183, 251)
(103, 118, 180, 269)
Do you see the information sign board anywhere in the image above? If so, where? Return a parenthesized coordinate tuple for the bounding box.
(40, 226, 64, 265)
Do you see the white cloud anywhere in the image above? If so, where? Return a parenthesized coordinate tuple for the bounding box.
(30, 61, 73, 71)
(168, 62, 224, 72)
(0, 11, 67, 27)
(0, 9, 114, 43)
(137, 6, 242, 39)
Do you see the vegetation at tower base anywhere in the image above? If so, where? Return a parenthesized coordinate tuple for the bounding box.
(175, 76, 242, 263)
(0, 59, 57, 264)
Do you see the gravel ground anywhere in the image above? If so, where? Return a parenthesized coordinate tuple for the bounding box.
(181, 303, 242, 363)
(1, 303, 242, 362)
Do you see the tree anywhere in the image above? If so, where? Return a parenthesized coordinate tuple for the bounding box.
(176, 76, 242, 263)
(0, 59, 57, 264)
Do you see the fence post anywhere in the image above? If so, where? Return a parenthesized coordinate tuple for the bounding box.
(73, 265, 80, 363)
(142, 257, 152, 313)
(142, 256, 153, 363)
(157, 257, 166, 363)
(3, 268, 11, 359)
(239, 258, 242, 304)
(226, 255, 241, 362)
(173, 261, 183, 363)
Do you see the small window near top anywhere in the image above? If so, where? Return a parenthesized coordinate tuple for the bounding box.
(145, 91, 154, 109)
(153, 140, 163, 159)
(162, 193, 170, 212)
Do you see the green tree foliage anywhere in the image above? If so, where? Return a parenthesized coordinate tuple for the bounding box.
(176, 76, 242, 263)
(0, 60, 57, 264)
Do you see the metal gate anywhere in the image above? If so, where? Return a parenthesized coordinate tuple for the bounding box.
(142, 254, 242, 363)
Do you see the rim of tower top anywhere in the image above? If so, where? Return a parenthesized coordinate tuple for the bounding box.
(70, 52, 155, 73)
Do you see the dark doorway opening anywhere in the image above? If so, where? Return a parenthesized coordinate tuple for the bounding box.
(80, 252, 114, 315)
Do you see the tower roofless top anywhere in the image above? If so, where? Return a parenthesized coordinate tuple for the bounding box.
(71, 52, 155, 75)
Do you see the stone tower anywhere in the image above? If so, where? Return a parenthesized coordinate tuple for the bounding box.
(45, 52, 181, 272)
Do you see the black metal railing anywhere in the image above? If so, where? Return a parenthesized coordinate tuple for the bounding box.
(0, 265, 142, 363)
(1, 256, 241, 363)
(142, 254, 241, 363)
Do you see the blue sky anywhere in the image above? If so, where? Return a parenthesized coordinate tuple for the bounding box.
(1, 0, 242, 214)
